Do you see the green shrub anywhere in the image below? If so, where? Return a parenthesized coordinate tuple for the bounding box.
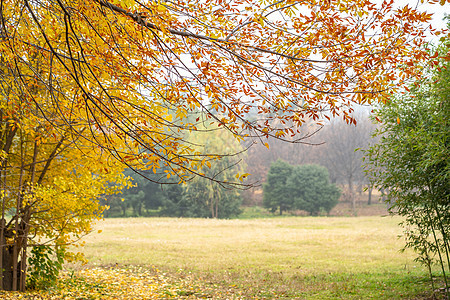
(27, 245, 65, 290)
(263, 160, 340, 215)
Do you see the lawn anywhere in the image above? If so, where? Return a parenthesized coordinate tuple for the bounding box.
(2, 216, 442, 299)
(68, 216, 441, 299)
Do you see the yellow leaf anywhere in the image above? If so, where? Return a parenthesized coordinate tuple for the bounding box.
(157, 4, 166, 13)
(257, 16, 264, 27)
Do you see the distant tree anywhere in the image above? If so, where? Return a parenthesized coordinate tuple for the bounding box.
(121, 169, 168, 216)
(104, 169, 166, 217)
(103, 166, 183, 217)
(177, 122, 246, 219)
(102, 194, 128, 218)
(182, 178, 242, 219)
(320, 115, 375, 211)
(245, 119, 322, 189)
(111, 139, 244, 218)
(263, 161, 340, 215)
(158, 184, 186, 217)
(287, 164, 341, 216)
(263, 160, 294, 215)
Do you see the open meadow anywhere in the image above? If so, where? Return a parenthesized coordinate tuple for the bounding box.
(1, 215, 444, 299)
(57, 215, 441, 299)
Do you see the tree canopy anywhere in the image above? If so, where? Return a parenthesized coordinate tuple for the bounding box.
(286, 164, 341, 216)
(263, 161, 340, 215)
(0, 0, 438, 177)
(263, 159, 294, 215)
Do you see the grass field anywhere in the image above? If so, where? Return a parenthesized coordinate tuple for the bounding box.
(59, 215, 444, 299)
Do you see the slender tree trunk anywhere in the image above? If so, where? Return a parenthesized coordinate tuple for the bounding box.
(0, 122, 17, 290)
(429, 213, 449, 296)
(12, 134, 26, 291)
(20, 209, 32, 291)
(215, 199, 218, 219)
(210, 197, 214, 218)
(367, 186, 372, 205)
(0, 218, 5, 290)
(121, 203, 127, 217)
(137, 203, 142, 217)
(214, 189, 219, 219)
(380, 188, 386, 202)
(348, 175, 355, 215)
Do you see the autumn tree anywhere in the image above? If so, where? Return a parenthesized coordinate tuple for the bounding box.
(0, 0, 444, 291)
(0, 100, 130, 290)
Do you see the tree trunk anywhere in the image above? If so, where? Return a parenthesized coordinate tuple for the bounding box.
(210, 197, 215, 218)
(380, 188, 386, 202)
(215, 198, 219, 219)
(121, 202, 127, 217)
(2, 244, 19, 291)
(348, 176, 356, 215)
(367, 186, 372, 205)
(1, 216, 28, 291)
(0, 123, 18, 290)
(137, 203, 142, 217)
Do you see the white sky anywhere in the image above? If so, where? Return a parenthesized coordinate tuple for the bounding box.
(395, 0, 448, 43)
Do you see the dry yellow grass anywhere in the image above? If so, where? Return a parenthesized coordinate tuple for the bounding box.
(67, 216, 439, 299)
(82, 216, 410, 272)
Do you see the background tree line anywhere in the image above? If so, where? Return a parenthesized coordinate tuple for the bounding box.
(105, 121, 246, 219)
(242, 113, 377, 209)
(109, 112, 376, 218)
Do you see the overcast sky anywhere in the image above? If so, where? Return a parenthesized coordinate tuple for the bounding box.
(396, 0, 448, 43)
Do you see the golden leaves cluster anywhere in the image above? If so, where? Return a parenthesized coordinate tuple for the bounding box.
(1, 0, 440, 175)
(0, 266, 248, 299)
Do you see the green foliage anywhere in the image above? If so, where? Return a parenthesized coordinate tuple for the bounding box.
(27, 245, 65, 290)
(107, 121, 246, 219)
(158, 184, 186, 217)
(121, 169, 169, 216)
(364, 36, 450, 295)
(180, 179, 243, 219)
(263, 160, 294, 215)
(104, 167, 183, 217)
(263, 161, 340, 215)
(177, 123, 245, 219)
(287, 164, 341, 216)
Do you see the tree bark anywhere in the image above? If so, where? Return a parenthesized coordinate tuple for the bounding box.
(348, 175, 356, 215)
